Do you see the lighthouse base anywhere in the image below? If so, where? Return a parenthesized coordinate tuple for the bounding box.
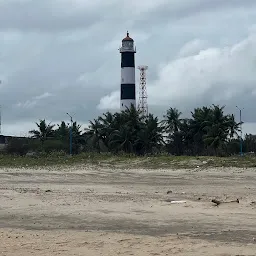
(120, 99, 136, 111)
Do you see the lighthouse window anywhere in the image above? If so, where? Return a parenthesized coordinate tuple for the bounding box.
(121, 84, 135, 99)
(122, 42, 129, 48)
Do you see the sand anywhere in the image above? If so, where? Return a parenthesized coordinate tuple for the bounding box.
(0, 165, 255, 255)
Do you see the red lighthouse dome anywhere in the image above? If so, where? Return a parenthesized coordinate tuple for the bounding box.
(122, 31, 134, 42)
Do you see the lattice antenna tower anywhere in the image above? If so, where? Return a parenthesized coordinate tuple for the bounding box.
(138, 65, 148, 117)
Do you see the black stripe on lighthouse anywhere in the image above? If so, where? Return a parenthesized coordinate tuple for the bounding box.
(121, 52, 135, 67)
(121, 84, 135, 99)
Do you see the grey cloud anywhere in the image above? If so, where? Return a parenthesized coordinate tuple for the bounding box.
(0, 0, 147, 33)
(0, 1, 256, 135)
(133, 0, 256, 36)
(0, 0, 106, 32)
(144, 0, 256, 22)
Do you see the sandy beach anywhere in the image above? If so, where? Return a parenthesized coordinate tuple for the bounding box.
(0, 165, 255, 255)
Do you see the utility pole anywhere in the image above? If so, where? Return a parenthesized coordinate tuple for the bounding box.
(66, 113, 73, 156)
(236, 106, 244, 156)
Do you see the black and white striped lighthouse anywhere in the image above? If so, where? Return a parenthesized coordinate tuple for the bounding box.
(119, 31, 136, 111)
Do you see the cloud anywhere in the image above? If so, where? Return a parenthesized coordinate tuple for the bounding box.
(15, 92, 53, 109)
(0, 0, 256, 135)
(97, 91, 119, 111)
(0, 0, 103, 32)
(148, 32, 256, 108)
(0, 0, 170, 33)
(178, 39, 209, 57)
(34, 92, 53, 100)
(99, 30, 256, 122)
(143, 0, 256, 24)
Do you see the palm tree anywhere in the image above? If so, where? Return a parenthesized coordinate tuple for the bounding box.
(122, 105, 143, 127)
(121, 104, 144, 141)
(202, 105, 231, 155)
(107, 105, 144, 153)
(135, 114, 164, 154)
(190, 106, 212, 155)
(109, 125, 134, 153)
(162, 107, 183, 154)
(70, 121, 83, 153)
(98, 112, 116, 149)
(85, 118, 103, 153)
(27, 104, 246, 156)
(226, 114, 241, 138)
(55, 121, 69, 141)
(162, 107, 182, 133)
(178, 118, 193, 155)
(29, 119, 55, 145)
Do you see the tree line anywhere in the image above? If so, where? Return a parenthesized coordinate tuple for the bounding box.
(6, 104, 256, 156)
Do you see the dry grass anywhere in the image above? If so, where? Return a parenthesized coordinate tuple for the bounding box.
(0, 152, 255, 169)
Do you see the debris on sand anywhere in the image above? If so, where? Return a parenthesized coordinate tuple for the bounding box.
(164, 198, 186, 204)
(212, 198, 239, 206)
(212, 199, 221, 206)
(170, 200, 186, 204)
(166, 190, 172, 194)
(45, 189, 52, 193)
(232, 199, 240, 203)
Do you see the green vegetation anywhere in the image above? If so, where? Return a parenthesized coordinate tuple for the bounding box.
(2, 104, 256, 168)
(0, 153, 256, 169)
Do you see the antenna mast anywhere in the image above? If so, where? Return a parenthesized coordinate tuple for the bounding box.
(138, 65, 148, 117)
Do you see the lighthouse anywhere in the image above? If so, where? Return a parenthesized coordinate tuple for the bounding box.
(119, 31, 136, 111)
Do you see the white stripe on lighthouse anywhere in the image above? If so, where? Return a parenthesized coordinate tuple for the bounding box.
(121, 67, 135, 84)
(121, 99, 136, 111)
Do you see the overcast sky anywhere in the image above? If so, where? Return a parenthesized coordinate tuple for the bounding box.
(1, 0, 256, 136)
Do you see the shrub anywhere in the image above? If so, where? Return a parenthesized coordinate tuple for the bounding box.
(42, 140, 69, 154)
(5, 138, 29, 155)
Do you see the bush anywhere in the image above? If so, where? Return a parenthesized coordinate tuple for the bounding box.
(5, 138, 30, 155)
(42, 140, 69, 154)
(5, 137, 70, 156)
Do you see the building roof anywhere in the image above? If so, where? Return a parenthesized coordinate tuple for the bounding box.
(122, 31, 134, 41)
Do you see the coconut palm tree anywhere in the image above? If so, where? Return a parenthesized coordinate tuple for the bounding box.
(135, 114, 164, 154)
(189, 106, 212, 155)
(98, 112, 116, 149)
(202, 105, 236, 155)
(85, 118, 103, 153)
(29, 119, 55, 145)
(27, 104, 243, 156)
(55, 121, 69, 141)
(162, 107, 184, 154)
(162, 107, 182, 133)
(226, 113, 241, 138)
(109, 125, 134, 153)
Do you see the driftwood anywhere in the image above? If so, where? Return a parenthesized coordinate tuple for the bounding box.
(212, 198, 239, 206)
